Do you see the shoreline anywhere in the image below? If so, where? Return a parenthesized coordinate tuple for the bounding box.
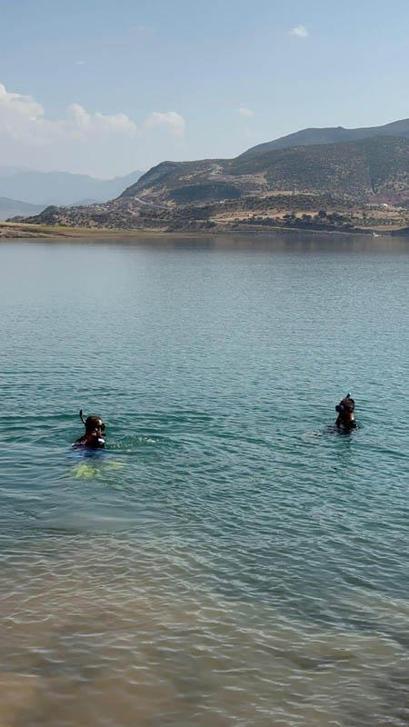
(1, 220, 408, 242)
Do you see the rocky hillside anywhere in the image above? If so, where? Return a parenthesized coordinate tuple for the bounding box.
(119, 136, 409, 207)
(19, 123, 409, 233)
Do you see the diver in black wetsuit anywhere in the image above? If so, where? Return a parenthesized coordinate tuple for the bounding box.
(335, 394, 356, 431)
(73, 410, 106, 449)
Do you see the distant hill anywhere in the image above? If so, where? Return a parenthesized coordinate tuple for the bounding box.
(0, 197, 45, 220)
(0, 168, 143, 206)
(240, 118, 409, 159)
(20, 118, 409, 232)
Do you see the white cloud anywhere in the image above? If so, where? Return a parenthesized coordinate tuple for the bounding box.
(0, 83, 138, 145)
(0, 83, 43, 123)
(0, 82, 187, 175)
(289, 25, 309, 38)
(144, 111, 186, 137)
(67, 103, 138, 137)
(238, 106, 255, 118)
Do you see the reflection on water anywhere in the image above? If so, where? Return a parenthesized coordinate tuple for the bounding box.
(17, 229, 409, 255)
(2, 235, 409, 725)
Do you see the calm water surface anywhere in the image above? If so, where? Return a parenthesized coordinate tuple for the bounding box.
(1, 233, 409, 726)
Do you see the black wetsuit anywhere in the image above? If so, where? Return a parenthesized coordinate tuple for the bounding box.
(335, 396, 356, 430)
(335, 416, 356, 431)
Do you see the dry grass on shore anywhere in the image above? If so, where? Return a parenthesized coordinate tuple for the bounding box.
(0, 221, 172, 240)
(1, 219, 408, 242)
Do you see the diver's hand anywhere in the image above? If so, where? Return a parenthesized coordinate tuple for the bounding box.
(91, 430, 105, 446)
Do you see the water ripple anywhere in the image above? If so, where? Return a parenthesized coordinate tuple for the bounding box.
(2, 239, 409, 725)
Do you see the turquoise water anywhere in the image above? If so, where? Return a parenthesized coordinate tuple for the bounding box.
(1, 234, 409, 726)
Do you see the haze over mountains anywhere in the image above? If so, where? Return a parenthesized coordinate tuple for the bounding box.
(240, 117, 409, 158)
(18, 118, 409, 233)
(0, 168, 143, 219)
(0, 197, 45, 220)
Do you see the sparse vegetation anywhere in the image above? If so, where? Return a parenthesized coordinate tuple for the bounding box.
(14, 134, 409, 236)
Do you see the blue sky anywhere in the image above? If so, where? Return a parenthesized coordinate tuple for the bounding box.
(0, 0, 408, 177)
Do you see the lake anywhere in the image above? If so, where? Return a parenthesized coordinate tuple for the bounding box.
(1, 232, 409, 726)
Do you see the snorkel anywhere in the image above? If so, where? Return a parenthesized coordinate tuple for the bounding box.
(79, 409, 106, 447)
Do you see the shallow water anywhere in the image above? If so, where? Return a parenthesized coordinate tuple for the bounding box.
(1, 233, 409, 726)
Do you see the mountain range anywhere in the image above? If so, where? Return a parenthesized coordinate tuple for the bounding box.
(240, 117, 409, 158)
(18, 118, 409, 233)
(0, 197, 46, 220)
(0, 168, 143, 214)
